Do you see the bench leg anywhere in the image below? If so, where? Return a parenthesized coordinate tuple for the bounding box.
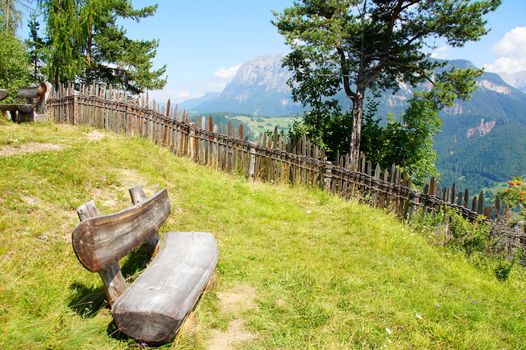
(16, 110, 35, 123)
(100, 262, 127, 304)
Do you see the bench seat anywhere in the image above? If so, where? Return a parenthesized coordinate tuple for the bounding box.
(111, 231, 218, 343)
(0, 104, 34, 112)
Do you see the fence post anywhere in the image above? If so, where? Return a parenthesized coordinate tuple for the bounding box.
(72, 92, 78, 125)
(189, 123, 196, 160)
(323, 161, 333, 192)
(248, 146, 256, 182)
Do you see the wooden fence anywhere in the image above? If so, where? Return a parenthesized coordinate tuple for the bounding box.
(46, 84, 506, 223)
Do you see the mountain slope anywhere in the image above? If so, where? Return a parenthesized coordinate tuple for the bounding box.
(1, 122, 525, 349)
(433, 66, 526, 190)
(180, 91, 220, 110)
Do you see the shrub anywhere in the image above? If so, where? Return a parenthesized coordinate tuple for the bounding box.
(410, 207, 523, 281)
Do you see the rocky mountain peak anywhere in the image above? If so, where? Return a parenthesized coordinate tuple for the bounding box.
(221, 54, 291, 98)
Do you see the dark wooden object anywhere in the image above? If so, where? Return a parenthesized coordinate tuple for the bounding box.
(0, 82, 48, 122)
(77, 200, 127, 303)
(17, 84, 47, 99)
(71, 187, 218, 344)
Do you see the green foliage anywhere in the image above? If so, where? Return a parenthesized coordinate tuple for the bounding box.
(274, 0, 501, 164)
(40, 0, 166, 93)
(25, 12, 46, 83)
(412, 208, 490, 254)
(41, 0, 84, 86)
(410, 207, 525, 281)
(494, 258, 516, 281)
(0, 29, 30, 102)
(288, 106, 353, 158)
(290, 66, 483, 185)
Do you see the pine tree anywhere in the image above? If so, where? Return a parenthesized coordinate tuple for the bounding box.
(25, 12, 46, 82)
(79, 0, 166, 93)
(41, 0, 83, 87)
(40, 0, 166, 93)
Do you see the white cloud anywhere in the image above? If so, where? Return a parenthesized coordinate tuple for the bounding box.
(177, 91, 191, 99)
(430, 45, 450, 59)
(146, 89, 195, 104)
(484, 27, 526, 73)
(213, 64, 241, 79)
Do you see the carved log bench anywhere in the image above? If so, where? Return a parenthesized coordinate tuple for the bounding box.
(0, 83, 48, 123)
(71, 186, 218, 343)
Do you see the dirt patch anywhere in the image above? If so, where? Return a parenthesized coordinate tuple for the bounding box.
(86, 130, 106, 141)
(119, 169, 149, 191)
(207, 319, 256, 350)
(207, 283, 258, 349)
(91, 187, 119, 208)
(21, 195, 42, 206)
(119, 169, 159, 196)
(89, 169, 157, 209)
(217, 284, 257, 313)
(0, 143, 63, 157)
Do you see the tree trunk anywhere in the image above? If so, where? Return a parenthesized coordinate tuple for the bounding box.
(4, 0, 11, 31)
(349, 90, 364, 170)
(86, 28, 92, 66)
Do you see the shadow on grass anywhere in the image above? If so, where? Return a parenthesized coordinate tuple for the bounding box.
(121, 244, 155, 281)
(68, 282, 107, 318)
(107, 321, 172, 348)
(68, 243, 155, 319)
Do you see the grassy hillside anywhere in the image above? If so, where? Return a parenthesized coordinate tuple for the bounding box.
(0, 121, 525, 349)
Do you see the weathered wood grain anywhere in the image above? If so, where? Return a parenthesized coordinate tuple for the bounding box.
(112, 231, 218, 343)
(71, 189, 170, 272)
(129, 186, 160, 251)
(17, 83, 47, 99)
(77, 201, 126, 304)
(0, 104, 33, 113)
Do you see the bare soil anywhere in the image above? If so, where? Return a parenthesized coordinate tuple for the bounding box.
(207, 283, 258, 350)
(0, 143, 63, 157)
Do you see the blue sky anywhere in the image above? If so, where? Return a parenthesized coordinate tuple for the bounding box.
(17, 0, 526, 103)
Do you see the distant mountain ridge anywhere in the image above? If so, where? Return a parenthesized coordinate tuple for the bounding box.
(183, 54, 526, 193)
(180, 92, 221, 110)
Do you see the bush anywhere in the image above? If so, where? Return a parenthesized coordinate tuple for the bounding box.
(0, 30, 30, 103)
(410, 207, 523, 281)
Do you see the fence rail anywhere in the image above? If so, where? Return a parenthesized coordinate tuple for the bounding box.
(46, 83, 506, 223)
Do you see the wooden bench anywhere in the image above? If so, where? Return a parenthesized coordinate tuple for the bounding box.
(71, 186, 218, 343)
(0, 82, 48, 123)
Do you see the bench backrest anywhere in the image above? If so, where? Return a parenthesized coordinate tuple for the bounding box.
(72, 188, 170, 273)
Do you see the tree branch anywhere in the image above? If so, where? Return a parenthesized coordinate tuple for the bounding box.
(337, 47, 356, 99)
